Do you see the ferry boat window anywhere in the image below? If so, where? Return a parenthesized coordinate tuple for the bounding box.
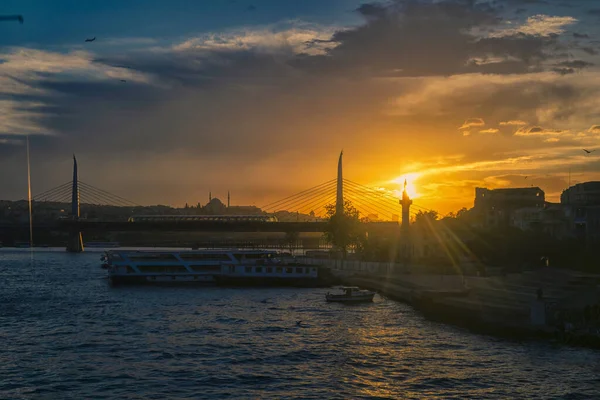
(138, 265, 188, 273)
(190, 265, 221, 272)
(286, 267, 293, 273)
(311, 268, 316, 273)
(235, 253, 266, 260)
(180, 253, 230, 261)
(256, 267, 263, 273)
(126, 266, 135, 273)
(228, 265, 235, 273)
(295, 267, 303, 274)
(276, 267, 283, 273)
(266, 267, 272, 273)
(129, 253, 178, 261)
(245, 267, 252, 273)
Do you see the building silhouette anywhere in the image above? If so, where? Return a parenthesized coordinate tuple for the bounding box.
(473, 187, 545, 228)
(561, 182, 600, 243)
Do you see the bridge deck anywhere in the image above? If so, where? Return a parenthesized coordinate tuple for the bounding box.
(1, 220, 399, 233)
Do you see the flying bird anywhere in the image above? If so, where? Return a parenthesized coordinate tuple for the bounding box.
(0, 15, 23, 24)
(583, 149, 595, 154)
(120, 79, 126, 83)
(85, 37, 96, 42)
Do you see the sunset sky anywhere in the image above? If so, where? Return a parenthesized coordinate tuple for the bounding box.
(2, 0, 600, 215)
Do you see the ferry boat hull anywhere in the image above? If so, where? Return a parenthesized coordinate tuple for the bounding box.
(109, 274, 332, 288)
(109, 274, 217, 286)
(213, 275, 330, 288)
(104, 250, 334, 288)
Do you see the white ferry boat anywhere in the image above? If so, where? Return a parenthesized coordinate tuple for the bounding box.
(103, 249, 332, 287)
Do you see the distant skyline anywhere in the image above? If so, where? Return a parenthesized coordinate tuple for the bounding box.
(2, 0, 600, 214)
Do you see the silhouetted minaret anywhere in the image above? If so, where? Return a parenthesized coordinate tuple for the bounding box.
(400, 179, 412, 262)
(400, 179, 412, 232)
(336, 150, 344, 216)
(227, 191, 230, 208)
(209, 191, 212, 202)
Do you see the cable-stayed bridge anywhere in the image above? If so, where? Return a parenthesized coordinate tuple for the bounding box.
(33, 180, 140, 208)
(16, 152, 429, 251)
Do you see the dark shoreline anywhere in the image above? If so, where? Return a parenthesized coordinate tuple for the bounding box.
(343, 275, 600, 350)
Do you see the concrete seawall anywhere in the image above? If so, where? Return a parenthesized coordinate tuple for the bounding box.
(338, 275, 531, 334)
(333, 269, 600, 346)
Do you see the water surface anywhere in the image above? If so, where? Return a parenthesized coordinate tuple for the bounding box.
(1, 250, 599, 399)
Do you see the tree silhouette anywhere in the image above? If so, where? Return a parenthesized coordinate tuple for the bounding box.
(413, 210, 439, 225)
(323, 200, 365, 258)
(283, 230, 300, 254)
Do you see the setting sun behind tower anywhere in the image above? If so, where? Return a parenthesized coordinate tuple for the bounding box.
(392, 173, 420, 199)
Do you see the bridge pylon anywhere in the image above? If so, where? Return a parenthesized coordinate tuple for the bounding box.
(336, 150, 344, 216)
(66, 155, 84, 253)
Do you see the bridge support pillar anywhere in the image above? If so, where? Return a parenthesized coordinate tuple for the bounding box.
(66, 154, 84, 253)
(66, 229, 84, 253)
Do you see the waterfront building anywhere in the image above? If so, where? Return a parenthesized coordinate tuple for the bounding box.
(472, 187, 545, 228)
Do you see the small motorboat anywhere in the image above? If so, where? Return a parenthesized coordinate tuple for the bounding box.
(100, 253, 110, 269)
(325, 286, 375, 303)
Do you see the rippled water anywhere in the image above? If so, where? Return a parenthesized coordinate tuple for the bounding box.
(1, 250, 599, 399)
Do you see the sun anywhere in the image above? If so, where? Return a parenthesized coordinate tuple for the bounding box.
(392, 173, 420, 199)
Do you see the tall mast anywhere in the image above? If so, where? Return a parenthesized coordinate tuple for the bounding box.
(26, 135, 33, 248)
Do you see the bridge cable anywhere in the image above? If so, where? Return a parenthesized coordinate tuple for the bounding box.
(295, 193, 337, 216)
(343, 183, 402, 215)
(79, 188, 123, 206)
(79, 182, 140, 206)
(79, 184, 137, 207)
(33, 182, 72, 201)
(261, 183, 336, 213)
(33, 181, 71, 198)
(343, 184, 422, 219)
(79, 190, 113, 206)
(260, 179, 336, 210)
(343, 180, 423, 217)
(265, 190, 335, 215)
(344, 190, 397, 220)
(343, 179, 402, 202)
(80, 188, 136, 207)
(283, 190, 336, 216)
(262, 181, 337, 213)
(344, 179, 437, 214)
(79, 181, 141, 206)
(35, 186, 72, 203)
